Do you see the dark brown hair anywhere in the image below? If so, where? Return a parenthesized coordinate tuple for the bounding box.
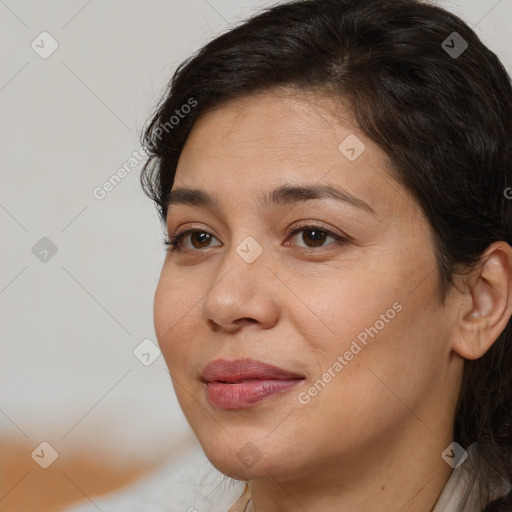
(140, 0, 512, 509)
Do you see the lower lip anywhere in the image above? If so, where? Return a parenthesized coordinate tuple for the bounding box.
(205, 379, 304, 409)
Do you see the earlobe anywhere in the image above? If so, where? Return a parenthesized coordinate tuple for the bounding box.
(452, 242, 512, 360)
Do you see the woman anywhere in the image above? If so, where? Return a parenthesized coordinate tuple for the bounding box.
(140, 0, 512, 510)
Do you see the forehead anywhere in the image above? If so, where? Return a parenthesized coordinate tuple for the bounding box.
(179, 89, 358, 167)
(174, 89, 415, 223)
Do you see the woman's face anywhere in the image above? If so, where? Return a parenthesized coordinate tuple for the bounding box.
(153, 89, 462, 483)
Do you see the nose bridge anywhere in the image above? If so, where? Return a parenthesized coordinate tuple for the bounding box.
(201, 232, 275, 329)
(233, 234, 266, 267)
(211, 232, 267, 295)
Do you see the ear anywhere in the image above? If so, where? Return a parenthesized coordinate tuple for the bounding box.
(452, 241, 512, 360)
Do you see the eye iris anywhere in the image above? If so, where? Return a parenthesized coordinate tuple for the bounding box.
(303, 229, 326, 247)
(191, 232, 211, 249)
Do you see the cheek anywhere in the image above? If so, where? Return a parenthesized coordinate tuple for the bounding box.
(153, 272, 201, 370)
(293, 251, 443, 397)
(301, 275, 446, 428)
(288, 259, 404, 355)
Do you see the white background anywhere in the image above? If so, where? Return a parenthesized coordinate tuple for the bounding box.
(1, 0, 511, 466)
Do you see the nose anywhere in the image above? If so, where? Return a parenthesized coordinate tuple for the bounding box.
(200, 237, 280, 333)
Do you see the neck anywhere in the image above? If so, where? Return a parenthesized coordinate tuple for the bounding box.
(246, 429, 454, 512)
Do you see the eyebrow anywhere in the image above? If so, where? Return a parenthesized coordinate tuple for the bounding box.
(166, 184, 377, 217)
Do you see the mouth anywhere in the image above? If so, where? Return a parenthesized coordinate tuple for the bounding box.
(200, 358, 306, 409)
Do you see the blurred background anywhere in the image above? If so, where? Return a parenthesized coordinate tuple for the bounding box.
(1, 1, 511, 511)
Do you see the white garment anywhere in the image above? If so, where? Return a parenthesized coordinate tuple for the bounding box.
(432, 443, 510, 512)
(61, 443, 510, 512)
(60, 447, 245, 512)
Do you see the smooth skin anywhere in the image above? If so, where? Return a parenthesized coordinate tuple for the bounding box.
(153, 88, 512, 512)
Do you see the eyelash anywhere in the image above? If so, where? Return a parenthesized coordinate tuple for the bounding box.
(163, 224, 349, 253)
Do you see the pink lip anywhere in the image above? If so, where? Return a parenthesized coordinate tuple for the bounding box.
(201, 358, 305, 409)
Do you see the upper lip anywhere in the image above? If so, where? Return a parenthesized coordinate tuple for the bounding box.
(201, 358, 305, 383)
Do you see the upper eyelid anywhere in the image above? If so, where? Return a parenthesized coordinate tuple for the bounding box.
(169, 223, 344, 239)
(288, 221, 348, 238)
(169, 218, 347, 236)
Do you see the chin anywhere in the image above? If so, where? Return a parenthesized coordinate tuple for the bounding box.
(199, 444, 265, 480)
(197, 430, 307, 483)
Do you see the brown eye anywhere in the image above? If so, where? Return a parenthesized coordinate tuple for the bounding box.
(300, 229, 328, 247)
(190, 232, 213, 249)
(287, 225, 344, 249)
(165, 229, 222, 252)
